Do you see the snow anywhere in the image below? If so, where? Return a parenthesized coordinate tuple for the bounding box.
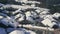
(26, 16, 35, 23)
(25, 11, 31, 17)
(25, 11, 38, 23)
(0, 28, 36, 34)
(40, 10, 49, 15)
(44, 15, 55, 21)
(38, 8, 50, 19)
(0, 0, 60, 33)
(25, 30, 36, 34)
(7, 28, 36, 34)
(12, 8, 25, 22)
(0, 28, 7, 34)
(25, 11, 38, 18)
(15, 0, 28, 2)
(35, 9, 41, 13)
(39, 14, 47, 18)
(24, 1, 40, 4)
(53, 13, 60, 19)
(15, 0, 40, 4)
(41, 18, 56, 27)
(14, 13, 25, 22)
(18, 16, 24, 22)
(31, 11, 37, 16)
(0, 16, 3, 19)
(9, 30, 25, 34)
(31, 4, 35, 7)
(25, 11, 34, 22)
(3, 5, 32, 9)
(12, 8, 22, 14)
(15, 14, 21, 19)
